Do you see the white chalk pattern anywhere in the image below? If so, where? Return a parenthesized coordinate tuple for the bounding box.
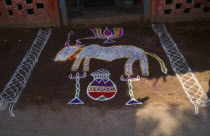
(0, 29, 52, 117)
(152, 24, 210, 114)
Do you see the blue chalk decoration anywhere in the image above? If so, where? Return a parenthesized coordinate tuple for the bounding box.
(126, 99, 142, 105)
(68, 97, 84, 104)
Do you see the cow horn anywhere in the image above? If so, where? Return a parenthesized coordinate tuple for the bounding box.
(65, 31, 75, 47)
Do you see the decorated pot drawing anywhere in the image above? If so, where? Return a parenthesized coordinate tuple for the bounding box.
(87, 69, 117, 101)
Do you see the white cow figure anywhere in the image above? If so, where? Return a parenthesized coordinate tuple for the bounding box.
(54, 44, 167, 76)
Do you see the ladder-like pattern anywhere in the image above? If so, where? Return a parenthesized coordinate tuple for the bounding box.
(0, 29, 52, 117)
(152, 24, 209, 114)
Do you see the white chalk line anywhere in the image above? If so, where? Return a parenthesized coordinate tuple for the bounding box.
(0, 28, 52, 117)
(152, 24, 209, 114)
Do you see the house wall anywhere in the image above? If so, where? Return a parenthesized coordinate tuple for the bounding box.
(149, 0, 210, 22)
(0, 0, 61, 27)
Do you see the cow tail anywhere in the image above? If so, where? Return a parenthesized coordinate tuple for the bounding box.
(145, 52, 168, 74)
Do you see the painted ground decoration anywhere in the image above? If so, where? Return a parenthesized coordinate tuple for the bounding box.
(91, 27, 124, 43)
(1, 26, 208, 117)
(0, 29, 52, 117)
(54, 27, 168, 106)
(152, 24, 210, 114)
(55, 45, 167, 76)
(87, 69, 117, 101)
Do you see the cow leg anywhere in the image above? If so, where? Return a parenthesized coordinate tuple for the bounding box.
(71, 57, 83, 71)
(83, 57, 90, 72)
(125, 58, 136, 76)
(140, 57, 149, 76)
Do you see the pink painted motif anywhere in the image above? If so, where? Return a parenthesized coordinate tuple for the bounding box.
(91, 27, 124, 43)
